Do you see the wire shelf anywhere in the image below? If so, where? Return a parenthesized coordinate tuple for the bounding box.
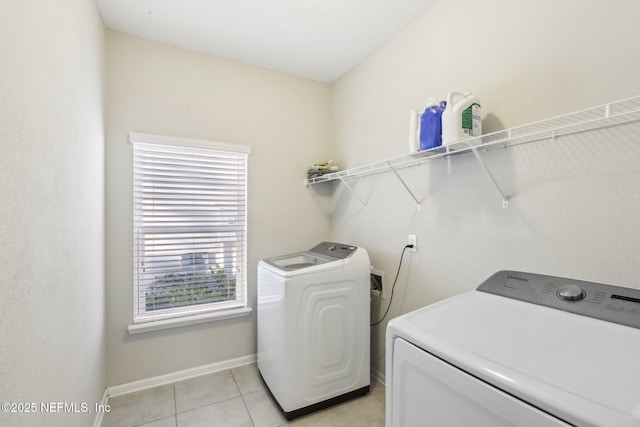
(306, 95, 640, 186)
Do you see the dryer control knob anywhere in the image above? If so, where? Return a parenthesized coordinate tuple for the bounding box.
(557, 284, 585, 301)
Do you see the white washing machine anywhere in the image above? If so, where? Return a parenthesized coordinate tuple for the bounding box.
(386, 270, 640, 427)
(257, 241, 370, 420)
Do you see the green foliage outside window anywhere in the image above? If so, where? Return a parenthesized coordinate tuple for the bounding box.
(146, 267, 236, 311)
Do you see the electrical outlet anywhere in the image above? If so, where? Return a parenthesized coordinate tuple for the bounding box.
(408, 234, 417, 252)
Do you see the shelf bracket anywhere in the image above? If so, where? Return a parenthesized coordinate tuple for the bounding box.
(337, 175, 367, 207)
(470, 147, 509, 208)
(387, 161, 422, 210)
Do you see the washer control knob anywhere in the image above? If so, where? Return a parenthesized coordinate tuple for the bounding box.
(557, 284, 586, 301)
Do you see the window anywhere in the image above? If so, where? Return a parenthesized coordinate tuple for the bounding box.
(131, 132, 250, 324)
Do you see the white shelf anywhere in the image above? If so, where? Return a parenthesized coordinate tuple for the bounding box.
(306, 95, 640, 207)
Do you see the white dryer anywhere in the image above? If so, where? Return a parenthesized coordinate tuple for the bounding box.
(386, 270, 640, 427)
(257, 242, 370, 420)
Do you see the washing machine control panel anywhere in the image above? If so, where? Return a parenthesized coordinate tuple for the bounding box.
(478, 270, 640, 329)
(309, 242, 358, 259)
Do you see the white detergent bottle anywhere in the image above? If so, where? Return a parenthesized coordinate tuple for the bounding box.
(441, 91, 481, 145)
(408, 110, 420, 153)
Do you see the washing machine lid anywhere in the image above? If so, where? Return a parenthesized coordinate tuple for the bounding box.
(261, 242, 358, 275)
(387, 271, 640, 427)
(263, 251, 337, 272)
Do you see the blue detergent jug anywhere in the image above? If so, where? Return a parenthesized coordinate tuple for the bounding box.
(419, 99, 447, 150)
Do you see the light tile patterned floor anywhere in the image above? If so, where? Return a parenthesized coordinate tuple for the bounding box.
(101, 363, 385, 427)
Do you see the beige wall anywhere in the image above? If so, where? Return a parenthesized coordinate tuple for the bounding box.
(0, 0, 106, 426)
(105, 30, 332, 386)
(329, 0, 640, 378)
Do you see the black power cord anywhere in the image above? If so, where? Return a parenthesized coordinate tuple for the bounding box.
(371, 244, 413, 327)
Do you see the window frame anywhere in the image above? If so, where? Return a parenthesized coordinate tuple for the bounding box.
(129, 132, 251, 330)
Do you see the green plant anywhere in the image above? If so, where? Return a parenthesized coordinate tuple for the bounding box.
(146, 267, 236, 312)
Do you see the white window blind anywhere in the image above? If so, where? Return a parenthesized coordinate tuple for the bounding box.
(131, 133, 250, 324)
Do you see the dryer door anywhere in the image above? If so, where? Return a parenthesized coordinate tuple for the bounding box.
(390, 338, 571, 427)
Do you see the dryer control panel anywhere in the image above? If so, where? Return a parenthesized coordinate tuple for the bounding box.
(309, 242, 358, 259)
(478, 270, 640, 329)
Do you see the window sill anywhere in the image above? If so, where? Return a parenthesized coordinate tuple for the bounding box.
(127, 307, 253, 335)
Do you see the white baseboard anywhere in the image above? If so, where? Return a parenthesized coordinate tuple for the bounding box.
(371, 366, 386, 386)
(92, 388, 110, 427)
(106, 354, 257, 398)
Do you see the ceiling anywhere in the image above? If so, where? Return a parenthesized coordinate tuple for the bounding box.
(96, 0, 435, 83)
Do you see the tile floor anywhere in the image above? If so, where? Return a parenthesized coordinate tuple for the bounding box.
(101, 363, 385, 427)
